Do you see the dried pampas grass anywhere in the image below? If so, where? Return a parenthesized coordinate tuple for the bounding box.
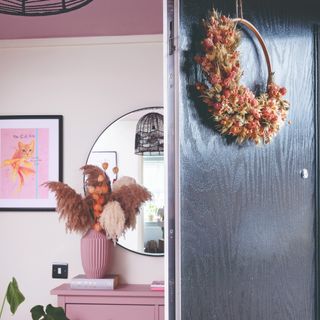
(111, 182, 152, 230)
(43, 181, 91, 234)
(112, 176, 136, 191)
(81, 164, 111, 216)
(44, 164, 152, 239)
(99, 201, 125, 244)
(81, 165, 111, 189)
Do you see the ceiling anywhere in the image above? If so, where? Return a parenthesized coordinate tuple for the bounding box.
(0, 0, 163, 40)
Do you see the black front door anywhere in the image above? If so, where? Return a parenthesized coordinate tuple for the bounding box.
(177, 0, 319, 319)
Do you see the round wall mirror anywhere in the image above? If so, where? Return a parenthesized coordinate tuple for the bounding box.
(86, 107, 164, 256)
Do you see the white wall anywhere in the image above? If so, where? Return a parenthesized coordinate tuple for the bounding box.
(0, 35, 163, 319)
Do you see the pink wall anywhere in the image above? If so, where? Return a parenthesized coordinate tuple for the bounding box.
(0, 0, 162, 39)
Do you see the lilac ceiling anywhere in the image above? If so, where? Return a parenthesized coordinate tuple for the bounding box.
(0, 0, 163, 40)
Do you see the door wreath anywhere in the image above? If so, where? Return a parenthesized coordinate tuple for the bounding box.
(194, 9, 290, 144)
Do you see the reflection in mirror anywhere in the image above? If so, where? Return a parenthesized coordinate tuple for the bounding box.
(87, 107, 164, 256)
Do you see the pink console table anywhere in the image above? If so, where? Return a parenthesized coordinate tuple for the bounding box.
(51, 284, 164, 320)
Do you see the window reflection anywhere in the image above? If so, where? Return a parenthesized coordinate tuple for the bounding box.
(142, 155, 164, 254)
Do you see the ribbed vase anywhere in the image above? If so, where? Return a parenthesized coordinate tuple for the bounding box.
(80, 229, 112, 279)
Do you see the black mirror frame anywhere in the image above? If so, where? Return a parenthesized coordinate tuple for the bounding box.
(85, 106, 164, 257)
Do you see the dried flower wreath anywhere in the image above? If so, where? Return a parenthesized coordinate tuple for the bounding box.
(44, 163, 151, 243)
(194, 10, 290, 144)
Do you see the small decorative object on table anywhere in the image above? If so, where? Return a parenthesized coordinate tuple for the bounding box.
(150, 281, 164, 291)
(44, 163, 151, 279)
(194, 8, 290, 144)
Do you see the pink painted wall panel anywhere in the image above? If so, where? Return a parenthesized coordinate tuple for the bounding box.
(0, 0, 163, 40)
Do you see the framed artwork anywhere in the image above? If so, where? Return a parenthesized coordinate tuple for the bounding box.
(86, 151, 118, 182)
(0, 115, 63, 211)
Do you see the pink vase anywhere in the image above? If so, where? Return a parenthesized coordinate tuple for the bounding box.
(80, 229, 113, 278)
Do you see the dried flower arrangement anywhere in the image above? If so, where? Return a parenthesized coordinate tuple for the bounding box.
(44, 163, 151, 243)
(194, 9, 290, 144)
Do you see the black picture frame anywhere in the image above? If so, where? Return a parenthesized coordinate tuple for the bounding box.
(0, 115, 63, 211)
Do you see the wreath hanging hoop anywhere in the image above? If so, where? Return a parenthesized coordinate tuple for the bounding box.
(194, 9, 290, 144)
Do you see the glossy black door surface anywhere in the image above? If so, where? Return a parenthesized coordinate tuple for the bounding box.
(179, 0, 319, 319)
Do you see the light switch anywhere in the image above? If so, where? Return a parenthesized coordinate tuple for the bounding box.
(52, 263, 68, 279)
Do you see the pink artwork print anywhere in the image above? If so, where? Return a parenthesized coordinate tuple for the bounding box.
(0, 128, 49, 199)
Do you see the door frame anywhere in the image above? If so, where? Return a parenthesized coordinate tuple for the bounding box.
(164, 0, 181, 319)
(314, 24, 320, 320)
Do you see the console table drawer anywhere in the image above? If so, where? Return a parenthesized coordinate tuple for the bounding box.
(67, 304, 155, 320)
(51, 283, 164, 320)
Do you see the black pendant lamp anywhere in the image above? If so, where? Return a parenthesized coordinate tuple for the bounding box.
(0, 0, 94, 16)
(135, 112, 164, 155)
